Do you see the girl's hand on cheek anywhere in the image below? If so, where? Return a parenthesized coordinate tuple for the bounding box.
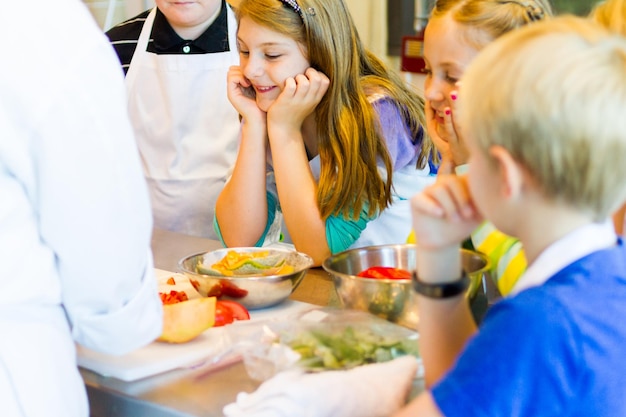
(425, 99, 452, 161)
(445, 86, 469, 166)
(227, 66, 265, 123)
(268, 67, 330, 131)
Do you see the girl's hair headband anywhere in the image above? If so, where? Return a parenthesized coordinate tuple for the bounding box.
(277, 0, 316, 21)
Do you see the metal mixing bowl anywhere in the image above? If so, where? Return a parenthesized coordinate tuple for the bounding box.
(322, 244, 491, 329)
(178, 247, 314, 310)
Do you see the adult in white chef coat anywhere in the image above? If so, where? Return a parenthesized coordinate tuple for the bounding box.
(1, 1, 163, 416)
(106, 0, 241, 239)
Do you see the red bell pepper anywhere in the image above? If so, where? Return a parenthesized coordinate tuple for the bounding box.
(159, 290, 189, 305)
(357, 266, 412, 280)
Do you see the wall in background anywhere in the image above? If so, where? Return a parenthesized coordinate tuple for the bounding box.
(83, 0, 153, 30)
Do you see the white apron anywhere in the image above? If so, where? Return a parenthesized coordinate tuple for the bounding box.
(125, 6, 240, 239)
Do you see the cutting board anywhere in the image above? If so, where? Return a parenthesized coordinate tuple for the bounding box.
(77, 269, 316, 382)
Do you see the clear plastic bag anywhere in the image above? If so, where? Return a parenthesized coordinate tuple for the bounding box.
(221, 307, 421, 381)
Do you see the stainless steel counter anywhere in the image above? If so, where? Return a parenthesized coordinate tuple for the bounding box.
(81, 228, 338, 417)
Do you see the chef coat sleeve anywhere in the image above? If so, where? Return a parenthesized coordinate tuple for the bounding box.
(35, 30, 162, 354)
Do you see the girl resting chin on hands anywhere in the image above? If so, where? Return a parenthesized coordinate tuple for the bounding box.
(215, 0, 436, 265)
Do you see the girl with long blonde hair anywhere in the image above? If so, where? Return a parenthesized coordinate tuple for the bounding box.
(215, 0, 434, 264)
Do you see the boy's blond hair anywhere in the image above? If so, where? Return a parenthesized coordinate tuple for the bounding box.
(460, 16, 626, 221)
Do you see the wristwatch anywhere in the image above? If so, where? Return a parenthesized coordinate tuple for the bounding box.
(412, 271, 470, 298)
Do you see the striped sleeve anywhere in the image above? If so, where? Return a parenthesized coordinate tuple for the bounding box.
(471, 222, 527, 296)
(406, 224, 526, 295)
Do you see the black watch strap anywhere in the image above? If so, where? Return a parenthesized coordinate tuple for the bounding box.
(412, 271, 470, 299)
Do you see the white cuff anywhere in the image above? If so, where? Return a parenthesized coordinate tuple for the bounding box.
(71, 251, 163, 355)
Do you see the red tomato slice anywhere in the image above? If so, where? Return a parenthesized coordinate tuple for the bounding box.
(217, 300, 250, 321)
(357, 266, 412, 280)
(213, 301, 235, 327)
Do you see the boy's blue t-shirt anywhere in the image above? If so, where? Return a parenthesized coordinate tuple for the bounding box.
(432, 241, 626, 416)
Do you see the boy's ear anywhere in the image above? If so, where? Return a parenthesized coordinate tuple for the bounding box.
(489, 145, 524, 200)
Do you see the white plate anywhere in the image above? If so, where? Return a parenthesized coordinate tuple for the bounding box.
(77, 269, 316, 382)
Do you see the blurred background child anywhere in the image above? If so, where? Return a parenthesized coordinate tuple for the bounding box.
(423, 0, 553, 171)
(413, 0, 553, 295)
